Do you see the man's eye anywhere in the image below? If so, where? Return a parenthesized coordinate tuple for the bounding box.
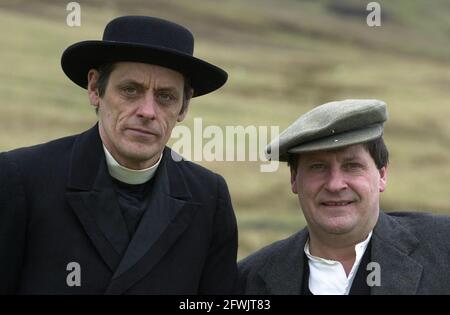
(157, 93, 175, 103)
(310, 164, 325, 170)
(344, 163, 362, 170)
(122, 86, 138, 96)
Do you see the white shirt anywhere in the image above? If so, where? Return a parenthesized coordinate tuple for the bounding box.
(304, 231, 372, 295)
(102, 145, 162, 185)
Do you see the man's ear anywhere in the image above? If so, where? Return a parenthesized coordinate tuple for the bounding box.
(87, 69, 100, 108)
(291, 168, 298, 194)
(379, 165, 388, 192)
(177, 88, 193, 122)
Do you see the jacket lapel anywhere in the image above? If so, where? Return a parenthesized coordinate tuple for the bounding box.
(105, 149, 199, 294)
(66, 125, 130, 272)
(370, 212, 423, 294)
(257, 229, 309, 294)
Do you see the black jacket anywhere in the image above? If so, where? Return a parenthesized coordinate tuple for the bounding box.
(0, 125, 238, 294)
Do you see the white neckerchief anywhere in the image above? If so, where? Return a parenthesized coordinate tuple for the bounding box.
(304, 231, 372, 295)
(102, 145, 162, 185)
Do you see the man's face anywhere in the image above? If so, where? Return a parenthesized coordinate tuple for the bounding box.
(291, 144, 387, 238)
(88, 62, 190, 169)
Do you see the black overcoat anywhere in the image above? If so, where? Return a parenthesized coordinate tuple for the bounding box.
(0, 125, 238, 294)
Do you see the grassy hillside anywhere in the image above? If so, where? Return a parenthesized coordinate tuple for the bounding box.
(0, 0, 449, 258)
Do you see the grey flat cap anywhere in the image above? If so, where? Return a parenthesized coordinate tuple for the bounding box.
(266, 99, 388, 161)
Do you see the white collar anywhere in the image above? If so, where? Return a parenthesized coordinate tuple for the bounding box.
(304, 231, 372, 295)
(102, 145, 162, 185)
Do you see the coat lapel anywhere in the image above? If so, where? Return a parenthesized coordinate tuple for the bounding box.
(66, 125, 130, 272)
(258, 229, 309, 294)
(370, 212, 423, 294)
(105, 149, 199, 294)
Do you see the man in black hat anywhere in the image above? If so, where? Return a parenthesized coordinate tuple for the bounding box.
(0, 16, 238, 294)
(238, 99, 450, 295)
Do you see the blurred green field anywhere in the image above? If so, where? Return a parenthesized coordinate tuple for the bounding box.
(1, 0, 449, 259)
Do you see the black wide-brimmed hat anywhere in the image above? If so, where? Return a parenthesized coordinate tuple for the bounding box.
(61, 16, 227, 97)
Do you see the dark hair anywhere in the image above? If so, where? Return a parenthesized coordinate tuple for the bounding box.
(288, 137, 389, 172)
(94, 62, 192, 114)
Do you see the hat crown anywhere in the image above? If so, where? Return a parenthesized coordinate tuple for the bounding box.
(267, 99, 388, 160)
(103, 16, 194, 55)
(291, 99, 386, 138)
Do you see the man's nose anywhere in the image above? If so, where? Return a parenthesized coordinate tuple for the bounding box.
(324, 167, 348, 192)
(136, 94, 157, 119)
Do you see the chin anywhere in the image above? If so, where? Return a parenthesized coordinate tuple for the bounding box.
(320, 217, 356, 235)
(323, 226, 354, 235)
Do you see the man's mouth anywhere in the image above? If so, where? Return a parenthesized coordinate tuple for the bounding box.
(127, 128, 158, 136)
(321, 200, 354, 207)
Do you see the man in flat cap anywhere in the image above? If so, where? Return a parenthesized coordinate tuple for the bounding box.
(238, 99, 450, 295)
(0, 16, 238, 294)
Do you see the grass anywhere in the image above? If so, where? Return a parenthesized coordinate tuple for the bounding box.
(0, 0, 449, 259)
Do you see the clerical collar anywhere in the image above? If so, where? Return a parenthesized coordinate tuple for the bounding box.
(102, 145, 162, 185)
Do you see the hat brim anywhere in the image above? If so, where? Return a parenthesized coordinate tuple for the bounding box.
(280, 124, 383, 161)
(61, 40, 228, 97)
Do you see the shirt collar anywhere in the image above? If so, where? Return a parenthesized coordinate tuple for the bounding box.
(304, 231, 373, 295)
(304, 231, 372, 264)
(102, 145, 162, 185)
